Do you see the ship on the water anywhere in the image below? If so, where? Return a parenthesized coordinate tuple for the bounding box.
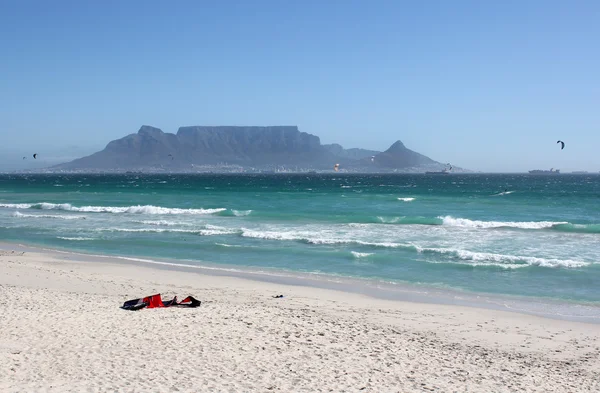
(425, 169, 450, 174)
(426, 163, 452, 174)
(528, 168, 560, 174)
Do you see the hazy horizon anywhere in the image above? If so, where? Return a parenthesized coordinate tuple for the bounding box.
(1, 1, 599, 172)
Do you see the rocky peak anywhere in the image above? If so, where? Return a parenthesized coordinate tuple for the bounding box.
(137, 125, 165, 138)
(386, 140, 406, 151)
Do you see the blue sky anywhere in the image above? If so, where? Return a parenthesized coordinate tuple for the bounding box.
(1, 0, 598, 172)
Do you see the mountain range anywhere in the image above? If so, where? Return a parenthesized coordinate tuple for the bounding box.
(52, 125, 449, 172)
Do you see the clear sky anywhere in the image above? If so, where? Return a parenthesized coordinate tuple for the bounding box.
(1, 0, 598, 172)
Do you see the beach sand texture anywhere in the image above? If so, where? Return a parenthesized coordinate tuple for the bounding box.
(1, 249, 599, 392)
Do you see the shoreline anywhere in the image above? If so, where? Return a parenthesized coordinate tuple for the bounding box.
(1, 245, 599, 391)
(3, 240, 600, 324)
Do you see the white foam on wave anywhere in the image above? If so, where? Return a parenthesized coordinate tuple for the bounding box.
(232, 210, 252, 217)
(351, 251, 374, 259)
(57, 237, 95, 241)
(240, 229, 304, 242)
(239, 228, 588, 269)
(203, 224, 237, 235)
(1, 202, 225, 215)
(397, 197, 415, 202)
(134, 220, 193, 226)
(491, 191, 515, 196)
(97, 225, 238, 236)
(199, 228, 236, 236)
(216, 243, 244, 248)
(0, 203, 33, 209)
(240, 229, 352, 245)
(440, 216, 568, 230)
(239, 228, 402, 248)
(414, 246, 589, 269)
(377, 216, 401, 224)
(12, 211, 87, 220)
(348, 223, 370, 228)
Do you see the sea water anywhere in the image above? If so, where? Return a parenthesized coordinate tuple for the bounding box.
(1, 173, 599, 318)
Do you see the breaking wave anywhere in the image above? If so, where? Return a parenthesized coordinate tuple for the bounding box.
(412, 246, 589, 269)
(397, 197, 415, 202)
(0, 203, 34, 209)
(351, 251, 374, 259)
(3, 202, 597, 234)
(232, 209, 252, 217)
(238, 229, 589, 269)
(215, 243, 253, 248)
(374, 216, 441, 225)
(438, 217, 600, 233)
(219, 209, 253, 217)
(367, 215, 599, 233)
(97, 225, 238, 236)
(133, 220, 193, 226)
(376, 216, 402, 224)
(57, 237, 95, 241)
(439, 216, 568, 230)
(12, 212, 87, 220)
(366, 215, 572, 228)
(1, 202, 225, 215)
(239, 229, 389, 247)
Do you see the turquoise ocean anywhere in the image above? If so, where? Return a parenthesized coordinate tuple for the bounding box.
(1, 173, 599, 319)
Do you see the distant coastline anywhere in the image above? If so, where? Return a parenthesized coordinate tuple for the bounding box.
(42, 125, 469, 173)
(5, 170, 599, 175)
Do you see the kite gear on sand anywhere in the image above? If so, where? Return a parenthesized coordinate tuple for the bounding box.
(120, 293, 201, 311)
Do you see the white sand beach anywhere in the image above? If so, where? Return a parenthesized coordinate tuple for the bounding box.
(1, 248, 599, 392)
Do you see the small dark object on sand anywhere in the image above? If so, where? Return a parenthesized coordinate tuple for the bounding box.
(272, 295, 284, 298)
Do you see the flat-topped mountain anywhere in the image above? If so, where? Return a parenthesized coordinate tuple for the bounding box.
(175, 126, 324, 165)
(53, 125, 447, 172)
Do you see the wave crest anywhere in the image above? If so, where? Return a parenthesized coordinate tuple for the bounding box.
(133, 220, 193, 226)
(232, 210, 252, 217)
(239, 229, 588, 269)
(439, 216, 567, 230)
(13, 212, 87, 220)
(97, 225, 238, 236)
(1, 202, 225, 215)
(375, 216, 441, 225)
(414, 246, 589, 269)
(351, 251, 374, 259)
